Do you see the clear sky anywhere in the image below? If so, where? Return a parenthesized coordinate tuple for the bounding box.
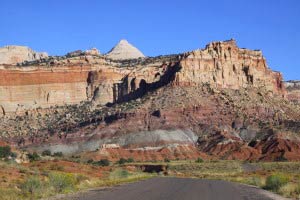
(0, 0, 299, 80)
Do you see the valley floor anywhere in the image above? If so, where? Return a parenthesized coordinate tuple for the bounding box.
(1, 159, 300, 199)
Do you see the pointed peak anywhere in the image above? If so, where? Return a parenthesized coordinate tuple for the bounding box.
(118, 39, 129, 44)
(106, 39, 145, 60)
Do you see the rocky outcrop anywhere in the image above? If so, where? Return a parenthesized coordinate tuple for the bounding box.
(0, 45, 48, 64)
(106, 40, 145, 60)
(284, 80, 300, 103)
(85, 48, 101, 56)
(177, 39, 284, 94)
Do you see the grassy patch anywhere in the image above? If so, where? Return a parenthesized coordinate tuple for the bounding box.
(168, 160, 243, 178)
(0, 188, 20, 200)
(48, 172, 77, 193)
(165, 160, 300, 199)
(264, 173, 290, 192)
(0, 159, 155, 200)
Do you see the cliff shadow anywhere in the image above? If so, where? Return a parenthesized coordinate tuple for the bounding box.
(108, 63, 182, 106)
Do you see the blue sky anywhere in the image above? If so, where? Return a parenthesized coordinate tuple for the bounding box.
(0, 0, 299, 80)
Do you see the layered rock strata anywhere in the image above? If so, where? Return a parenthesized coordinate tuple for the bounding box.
(1, 39, 299, 161)
(0, 39, 285, 115)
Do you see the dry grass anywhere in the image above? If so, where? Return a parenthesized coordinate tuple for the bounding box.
(166, 160, 300, 199)
(2, 159, 300, 199)
(0, 160, 154, 200)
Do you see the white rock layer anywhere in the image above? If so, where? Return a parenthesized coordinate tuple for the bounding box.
(0, 45, 48, 64)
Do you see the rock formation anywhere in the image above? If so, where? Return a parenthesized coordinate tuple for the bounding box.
(0, 39, 299, 161)
(0, 39, 285, 114)
(85, 48, 101, 56)
(0, 45, 48, 64)
(106, 39, 145, 60)
(284, 80, 300, 103)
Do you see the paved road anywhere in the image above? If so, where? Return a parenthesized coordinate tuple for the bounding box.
(65, 177, 288, 200)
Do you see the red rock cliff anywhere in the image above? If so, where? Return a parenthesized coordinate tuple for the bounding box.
(0, 39, 285, 116)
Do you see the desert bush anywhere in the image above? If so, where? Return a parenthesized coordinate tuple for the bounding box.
(42, 150, 51, 156)
(0, 146, 12, 158)
(87, 159, 94, 164)
(278, 183, 297, 197)
(20, 176, 42, 196)
(127, 158, 134, 163)
(27, 152, 41, 162)
(94, 159, 110, 166)
(50, 164, 64, 171)
(0, 188, 20, 200)
(75, 174, 89, 184)
(195, 157, 204, 163)
(120, 169, 129, 178)
(248, 176, 263, 187)
(48, 172, 76, 193)
(265, 173, 289, 191)
(117, 158, 127, 165)
(53, 152, 63, 157)
(164, 158, 171, 163)
(10, 152, 17, 158)
(110, 169, 130, 179)
(117, 158, 135, 165)
(294, 183, 300, 196)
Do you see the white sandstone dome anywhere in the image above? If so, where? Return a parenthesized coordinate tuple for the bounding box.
(106, 39, 145, 60)
(0, 45, 48, 64)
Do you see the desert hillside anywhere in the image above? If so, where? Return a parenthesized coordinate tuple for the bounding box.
(1, 39, 300, 161)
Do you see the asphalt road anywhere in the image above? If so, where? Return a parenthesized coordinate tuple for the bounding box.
(66, 177, 287, 200)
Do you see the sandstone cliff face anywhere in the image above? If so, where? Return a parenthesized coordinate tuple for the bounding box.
(0, 39, 285, 115)
(0, 45, 48, 64)
(177, 40, 284, 95)
(1, 39, 298, 161)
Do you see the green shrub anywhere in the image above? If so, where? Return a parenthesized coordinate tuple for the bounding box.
(195, 157, 204, 163)
(116, 158, 135, 165)
(75, 174, 89, 184)
(110, 169, 130, 179)
(120, 169, 129, 178)
(20, 176, 42, 196)
(48, 172, 76, 193)
(10, 151, 17, 158)
(117, 158, 127, 165)
(265, 174, 289, 191)
(94, 159, 110, 166)
(87, 159, 94, 164)
(0, 146, 12, 158)
(27, 152, 41, 162)
(42, 150, 51, 156)
(50, 164, 64, 171)
(295, 183, 300, 197)
(53, 152, 63, 157)
(127, 157, 134, 163)
(164, 158, 170, 163)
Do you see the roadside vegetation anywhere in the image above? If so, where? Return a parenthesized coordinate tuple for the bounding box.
(164, 160, 300, 199)
(1, 147, 300, 200)
(0, 152, 154, 200)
